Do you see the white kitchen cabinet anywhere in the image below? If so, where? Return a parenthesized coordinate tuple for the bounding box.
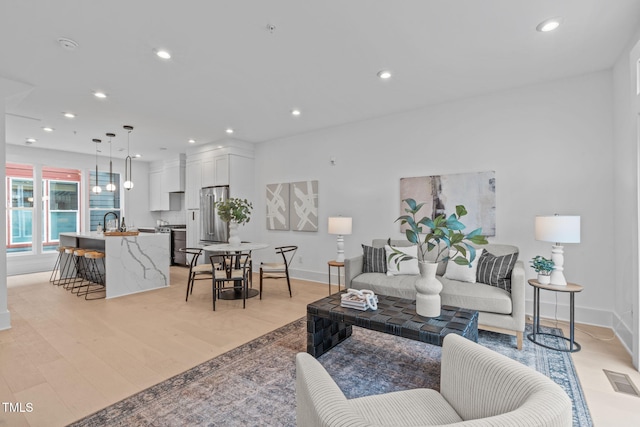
(186, 209, 200, 248)
(148, 156, 184, 211)
(185, 158, 202, 210)
(214, 154, 229, 186)
(149, 170, 163, 211)
(164, 156, 185, 192)
(201, 155, 216, 187)
(149, 169, 180, 211)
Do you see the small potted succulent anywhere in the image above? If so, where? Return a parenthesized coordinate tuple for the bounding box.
(530, 255, 554, 285)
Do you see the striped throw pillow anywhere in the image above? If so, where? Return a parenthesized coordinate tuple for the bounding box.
(362, 244, 387, 273)
(476, 251, 518, 292)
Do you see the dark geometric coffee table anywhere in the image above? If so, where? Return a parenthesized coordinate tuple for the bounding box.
(307, 292, 479, 357)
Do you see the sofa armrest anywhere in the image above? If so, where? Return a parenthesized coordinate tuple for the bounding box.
(296, 353, 367, 427)
(344, 255, 363, 288)
(440, 334, 572, 424)
(510, 260, 526, 332)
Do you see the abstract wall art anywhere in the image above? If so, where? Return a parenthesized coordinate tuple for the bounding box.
(400, 171, 496, 236)
(265, 183, 290, 230)
(290, 180, 319, 232)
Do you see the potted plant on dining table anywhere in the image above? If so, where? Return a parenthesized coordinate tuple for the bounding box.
(215, 197, 253, 247)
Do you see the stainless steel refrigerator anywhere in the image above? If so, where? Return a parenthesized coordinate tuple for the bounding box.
(200, 186, 230, 244)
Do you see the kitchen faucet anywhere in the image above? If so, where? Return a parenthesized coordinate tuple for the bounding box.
(103, 211, 120, 232)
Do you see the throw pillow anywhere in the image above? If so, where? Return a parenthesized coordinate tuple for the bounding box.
(384, 244, 419, 276)
(476, 251, 519, 293)
(361, 244, 387, 273)
(443, 248, 484, 283)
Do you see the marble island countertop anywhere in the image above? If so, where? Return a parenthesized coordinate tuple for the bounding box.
(59, 232, 170, 298)
(60, 231, 171, 240)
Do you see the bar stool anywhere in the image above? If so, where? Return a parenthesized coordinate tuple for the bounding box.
(67, 249, 89, 294)
(55, 247, 77, 287)
(80, 251, 106, 300)
(49, 245, 67, 284)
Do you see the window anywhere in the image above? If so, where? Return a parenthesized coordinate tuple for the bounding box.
(89, 171, 120, 232)
(6, 164, 82, 254)
(6, 164, 34, 253)
(42, 167, 81, 252)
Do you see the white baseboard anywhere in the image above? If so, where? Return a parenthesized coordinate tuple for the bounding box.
(614, 312, 633, 355)
(7, 253, 58, 276)
(526, 298, 613, 327)
(289, 267, 331, 286)
(0, 309, 11, 331)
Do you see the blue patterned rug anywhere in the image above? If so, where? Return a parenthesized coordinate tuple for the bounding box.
(69, 318, 591, 426)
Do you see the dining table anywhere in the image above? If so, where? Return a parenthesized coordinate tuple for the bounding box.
(202, 242, 269, 299)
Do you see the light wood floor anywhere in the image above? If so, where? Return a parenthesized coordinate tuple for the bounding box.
(1, 268, 639, 426)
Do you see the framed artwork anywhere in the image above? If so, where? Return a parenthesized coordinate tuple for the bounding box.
(266, 183, 290, 230)
(290, 180, 318, 232)
(400, 171, 496, 236)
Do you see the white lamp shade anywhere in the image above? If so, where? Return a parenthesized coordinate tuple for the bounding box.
(328, 217, 352, 235)
(535, 215, 581, 243)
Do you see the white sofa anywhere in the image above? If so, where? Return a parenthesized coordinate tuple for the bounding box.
(345, 239, 525, 349)
(296, 334, 572, 427)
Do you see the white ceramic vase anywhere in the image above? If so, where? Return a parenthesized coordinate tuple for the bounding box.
(414, 261, 443, 317)
(537, 273, 551, 285)
(228, 221, 241, 247)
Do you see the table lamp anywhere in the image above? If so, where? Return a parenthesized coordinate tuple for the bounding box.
(534, 215, 581, 286)
(328, 217, 352, 262)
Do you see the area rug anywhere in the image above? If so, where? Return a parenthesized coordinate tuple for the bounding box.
(69, 318, 592, 427)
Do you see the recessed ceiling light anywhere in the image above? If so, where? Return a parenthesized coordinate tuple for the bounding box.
(93, 91, 107, 99)
(156, 50, 171, 59)
(226, 128, 234, 134)
(42, 127, 54, 132)
(291, 109, 301, 117)
(134, 154, 142, 158)
(536, 18, 562, 32)
(377, 70, 392, 80)
(63, 112, 76, 118)
(188, 139, 196, 144)
(26, 138, 37, 143)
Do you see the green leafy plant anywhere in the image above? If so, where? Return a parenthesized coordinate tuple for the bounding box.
(391, 198, 488, 267)
(530, 255, 554, 275)
(215, 198, 253, 225)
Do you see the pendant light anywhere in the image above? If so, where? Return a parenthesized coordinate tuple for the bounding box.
(123, 125, 134, 190)
(91, 138, 102, 193)
(105, 132, 116, 192)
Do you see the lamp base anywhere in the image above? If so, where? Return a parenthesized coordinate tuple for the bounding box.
(336, 235, 345, 262)
(550, 245, 567, 286)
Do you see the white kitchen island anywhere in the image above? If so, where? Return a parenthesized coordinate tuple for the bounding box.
(59, 232, 170, 299)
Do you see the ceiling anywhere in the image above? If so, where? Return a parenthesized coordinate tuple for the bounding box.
(2, 0, 640, 162)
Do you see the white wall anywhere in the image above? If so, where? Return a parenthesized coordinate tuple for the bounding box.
(1, 75, 34, 330)
(5, 144, 154, 275)
(254, 71, 615, 328)
(613, 26, 640, 366)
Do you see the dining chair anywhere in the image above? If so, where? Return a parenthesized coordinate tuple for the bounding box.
(210, 251, 252, 310)
(181, 248, 214, 302)
(259, 245, 297, 299)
